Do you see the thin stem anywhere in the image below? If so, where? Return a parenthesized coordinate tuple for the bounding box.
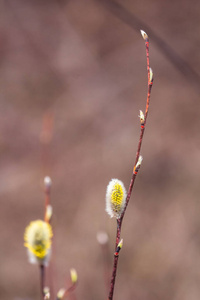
(98, 234, 110, 294)
(43, 176, 52, 223)
(108, 255, 119, 300)
(122, 33, 153, 221)
(43, 177, 54, 300)
(108, 219, 121, 300)
(44, 190, 50, 222)
(107, 31, 153, 300)
(40, 264, 45, 300)
(115, 219, 121, 248)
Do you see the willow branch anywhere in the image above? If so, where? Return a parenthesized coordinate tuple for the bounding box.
(107, 30, 154, 300)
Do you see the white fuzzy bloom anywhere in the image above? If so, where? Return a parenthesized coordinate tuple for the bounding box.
(105, 179, 127, 219)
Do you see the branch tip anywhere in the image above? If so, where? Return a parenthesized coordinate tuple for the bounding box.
(70, 268, 78, 284)
(44, 176, 52, 188)
(44, 176, 52, 195)
(140, 30, 149, 42)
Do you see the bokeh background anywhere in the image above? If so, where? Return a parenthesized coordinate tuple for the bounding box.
(1, 0, 200, 299)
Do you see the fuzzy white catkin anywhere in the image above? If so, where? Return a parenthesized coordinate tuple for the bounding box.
(105, 179, 127, 219)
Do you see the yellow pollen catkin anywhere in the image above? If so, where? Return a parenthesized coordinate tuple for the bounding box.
(24, 220, 53, 264)
(111, 183, 124, 212)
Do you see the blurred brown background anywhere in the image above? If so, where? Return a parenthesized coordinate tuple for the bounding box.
(1, 0, 200, 299)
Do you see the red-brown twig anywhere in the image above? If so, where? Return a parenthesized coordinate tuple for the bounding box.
(107, 30, 154, 300)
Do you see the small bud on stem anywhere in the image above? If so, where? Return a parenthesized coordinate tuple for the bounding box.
(139, 110, 145, 127)
(45, 205, 53, 223)
(114, 239, 123, 256)
(44, 287, 50, 300)
(149, 68, 154, 84)
(134, 155, 143, 175)
(57, 288, 66, 300)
